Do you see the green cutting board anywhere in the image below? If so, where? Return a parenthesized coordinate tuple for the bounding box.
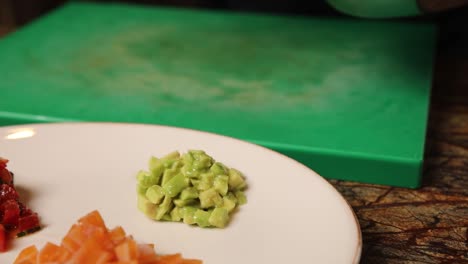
(0, 2, 436, 188)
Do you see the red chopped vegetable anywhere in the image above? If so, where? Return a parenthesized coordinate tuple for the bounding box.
(0, 224, 6, 251)
(0, 158, 13, 186)
(0, 158, 41, 252)
(1, 199, 20, 228)
(0, 184, 19, 203)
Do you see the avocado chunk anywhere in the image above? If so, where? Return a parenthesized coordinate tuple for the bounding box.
(199, 188, 223, 209)
(163, 173, 188, 198)
(197, 172, 215, 191)
(213, 175, 229, 196)
(148, 157, 164, 184)
(182, 206, 198, 225)
(154, 196, 173, 220)
(222, 196, 237, 213)
(137, 184, 148, 196)
(161, 213, 172, 221)
(210, 162, 228, 175)
(136, 170, 157, 188)
(136, 150, 248, 228)
(170, 207, 183, 222)
(209, 208, 229, 228)
(170, 207, 182, 222)
(194, 209, 211, 228)
(137, 194, 158, 219)
(174, 198, 197, 207)
(228, 168, 246, 191)
(145, 185, 165, 204)
(161, 168, 178, 186)
(180, 187, 199, 201)
(235, 191, 247, 205)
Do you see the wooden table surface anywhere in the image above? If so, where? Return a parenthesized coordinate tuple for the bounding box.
(1, 7, 467, 264)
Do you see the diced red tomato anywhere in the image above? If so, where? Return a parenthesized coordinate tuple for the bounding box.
(0, 170, 12, 185)
(19, 202, 33, 217)
(1, 199, 20, 227)
(0, 184, 19, 203)
(0, 158, 13, 185)
(0, 158, 41, 253)
(0, 224, 6, 252)
(0, 158, 8, 168)
(18, 213, 40, 232)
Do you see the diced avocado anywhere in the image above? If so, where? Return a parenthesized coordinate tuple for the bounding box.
(161, 168, 178, 186)
(226, 192, 238, 203)
(222, 196, 237, 213)
(163, 151, 181, 160)
(148, 157, 164, 184)
(170, 207, 182, 222)
(154, 196, 173, 220)
(172, 160, 184, 169)
(137, 194, 158, 219)
(209, 208, 229, 228)
(182, 206, 198, 225)
(137, 184, 148, 196)
(161, 152, 180, 168)
(145, 185, 165, 204)
(210, 162, 228, 175)
(189, 150, 213, 170)
(193, 158, 212, 170)
(136, 170, 157, 188)
(181, 152, 200, 178)
(188, 150, 205, 155)
(194, 209, 211, 228)
(181, 164, 199, 179)
(190, 179, 200, 189)
(180, 187, 199, 201)
(161, 214, 172, 221)
(184, 177, 191, 186)
(136, 150, 248, 228)
(199, 188, 223, 208)
(162, 173, 189, 197)
(197, 172, 215, 191)
(162, 159, 178, 168)
(213, 175, 229, 196)
(148, 156, 160, 167)
(228, 168, 246, 190)
(236, 180, 247, 191)
(136, 170, 148, 181)
(182, 151, 195, 165)
(174, 199, 197, 207)
(235, 191, 247, 205)
(160, 152, 181, 168)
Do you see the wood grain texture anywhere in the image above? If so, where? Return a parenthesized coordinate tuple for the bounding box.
(330, 11, 468, 264)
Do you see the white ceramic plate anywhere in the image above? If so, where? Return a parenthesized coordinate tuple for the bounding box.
(0, 123, 361, 263)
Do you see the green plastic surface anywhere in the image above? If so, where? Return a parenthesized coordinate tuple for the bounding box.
(0, 2, 436, 188)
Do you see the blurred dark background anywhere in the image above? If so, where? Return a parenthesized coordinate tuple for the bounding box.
(1, 0, 468, 34)
(0, 1, 334, 38)
(0, 0, 467, 60)
(2, 0, 468, 56)
(0, 0, 340, 31)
